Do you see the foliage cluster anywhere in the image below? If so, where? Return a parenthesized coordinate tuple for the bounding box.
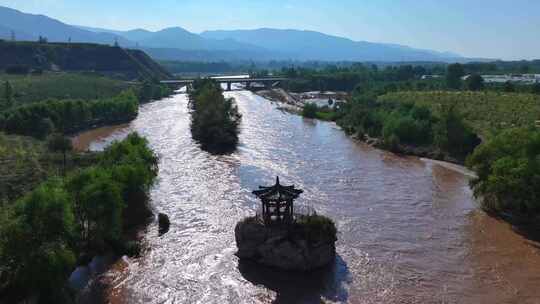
(337, 94, 479, 159)
(467, 128, 540, 216)
(136, 80, 173, 103)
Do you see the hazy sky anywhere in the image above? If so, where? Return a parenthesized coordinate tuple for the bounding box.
(1, 0, 539, 60)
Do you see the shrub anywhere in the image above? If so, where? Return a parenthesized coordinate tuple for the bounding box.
(296, 215, 337, 243)
(302, 102, 318, 118)
(5, 65, 30, 75)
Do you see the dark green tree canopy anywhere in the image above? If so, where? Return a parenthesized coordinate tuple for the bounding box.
(466, 74, 485, 91)
(446, 63, 465, 90)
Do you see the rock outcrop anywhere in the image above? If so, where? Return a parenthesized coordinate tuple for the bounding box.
(235, 216, 337, 271)
(158, 213, 170, 235)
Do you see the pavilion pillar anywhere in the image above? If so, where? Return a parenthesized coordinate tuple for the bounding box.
(276, 201, 281, 222)
(289, 199, 293, 220)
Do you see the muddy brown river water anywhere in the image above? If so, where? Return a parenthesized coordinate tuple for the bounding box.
(75, 90, 540, 304)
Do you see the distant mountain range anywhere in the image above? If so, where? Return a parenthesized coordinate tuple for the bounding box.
(0, 5, 468, 62)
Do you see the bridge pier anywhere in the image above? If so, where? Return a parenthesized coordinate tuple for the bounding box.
(227, 82, 232, 91)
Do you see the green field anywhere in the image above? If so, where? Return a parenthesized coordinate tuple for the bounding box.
(0, 72, 130, 104)
(379, 91, 540, 138)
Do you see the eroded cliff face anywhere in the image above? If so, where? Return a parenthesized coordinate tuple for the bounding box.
(235, 216, 337, 271)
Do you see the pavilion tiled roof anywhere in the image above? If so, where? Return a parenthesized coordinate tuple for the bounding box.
(252, 176, 303, 201)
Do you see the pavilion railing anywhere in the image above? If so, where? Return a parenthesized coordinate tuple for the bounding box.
(255, 202, 317, 224)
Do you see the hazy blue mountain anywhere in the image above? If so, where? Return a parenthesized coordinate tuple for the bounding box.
(121, 29, 155, 42)
(0, 24, 34, 41)
(0, 6, 129, 45)
(1, 5, 465, 62)
(78, 24, 264, 52)
(143, 47, 281, 62)
(119, 27, 263, 51)
(201, 28, 462, 61)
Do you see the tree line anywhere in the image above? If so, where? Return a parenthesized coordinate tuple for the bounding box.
(0, 90, 139, 138)
(0, 133, 158, 303)
(188, 79, 242, 154)
(335, 93, 480, 161)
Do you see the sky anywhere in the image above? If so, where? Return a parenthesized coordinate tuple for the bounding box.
(1, 0, 539, 60)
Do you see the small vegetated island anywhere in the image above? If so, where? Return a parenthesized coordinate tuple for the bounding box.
(188, 78, 242, 154)
(235, 177, 337, 271)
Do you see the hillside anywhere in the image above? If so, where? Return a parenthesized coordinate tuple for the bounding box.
(378, 91, 540, 138)
(0, 40, 170, 80)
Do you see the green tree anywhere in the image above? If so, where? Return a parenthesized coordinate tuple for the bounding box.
(531, 83, 540, 95)
(47, 133, 73, 176)
(79, 174, 123, 250)
(434, 105, 480, 158)
(65, 168, 123, 251)
(446, 63, 465, 90)
(3, 81, 13, 108)
(0, 180, 76, 301)
(503, 81, 515, 92)
(466, 74, 485, 91)
(467, 128, 540, 215)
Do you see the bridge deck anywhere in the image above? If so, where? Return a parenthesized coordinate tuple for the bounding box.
(161, 77, 288, 84)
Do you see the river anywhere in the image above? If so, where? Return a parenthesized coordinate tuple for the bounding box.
(76, 90, 540, 304)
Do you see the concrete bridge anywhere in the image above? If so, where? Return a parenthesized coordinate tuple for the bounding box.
(160, 77, 288, 91)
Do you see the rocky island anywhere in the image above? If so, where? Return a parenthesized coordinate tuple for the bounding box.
(235, 177, 337, 271)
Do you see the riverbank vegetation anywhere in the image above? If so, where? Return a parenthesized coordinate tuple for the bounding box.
(336, 95, 480, 161)
(278, 61, 540, 221)
(189, 79, 242, 154)
(0, 133, 158, 303)
(467, 128, 540, 218)
(301, 102, 341, 121)
(0, 75, 172, 139)
(0, 90, 139, 138)
(378, 91, 540, 139)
